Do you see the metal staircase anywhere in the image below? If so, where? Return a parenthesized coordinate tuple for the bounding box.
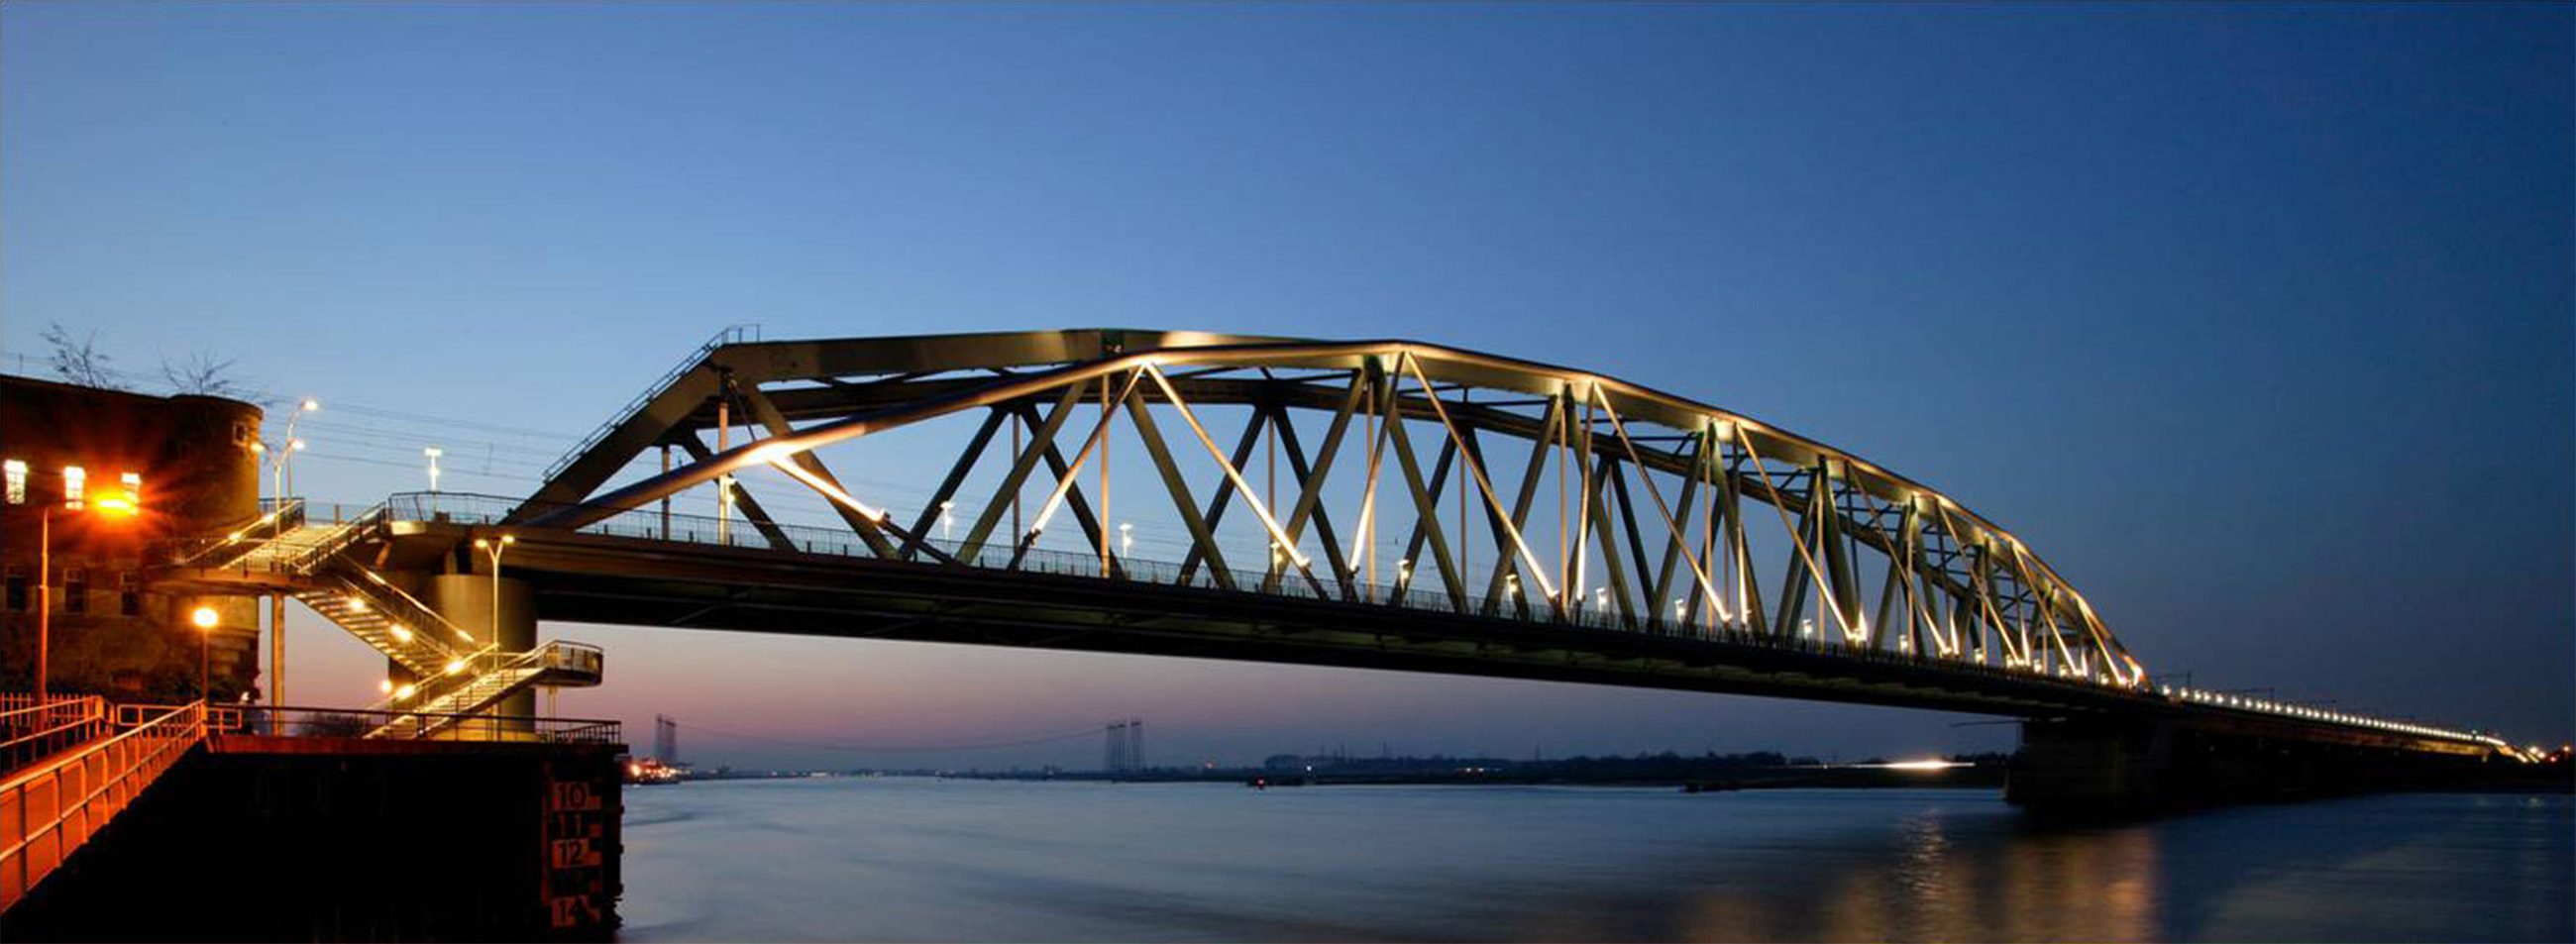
(169, 499, 603, 740)
(294, 572, 483, 680)
(362, 642, 602, 740)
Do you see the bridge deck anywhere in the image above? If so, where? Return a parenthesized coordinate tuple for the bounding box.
(395, 521, 2210, 722)
(158, 504, 2504, 759)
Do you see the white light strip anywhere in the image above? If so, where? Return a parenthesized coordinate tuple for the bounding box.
(1141, 363, 1312, 570)
(768, 456, 889, 523)
(1398, 356, 1558, 601)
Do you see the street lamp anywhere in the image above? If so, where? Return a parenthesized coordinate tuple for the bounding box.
(472, 535, 516, 726)
(941, 501, 956, 542)
(192, 605, 219, 703)
(472, 535, 516, 636)
(423, 447, 444, 492)
(35, 478, 142, 700)
(1119, 522, 1132, 559)
(268, 399, 317, 504)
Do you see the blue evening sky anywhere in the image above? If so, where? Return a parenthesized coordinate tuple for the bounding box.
(4, 3, 2567, 767)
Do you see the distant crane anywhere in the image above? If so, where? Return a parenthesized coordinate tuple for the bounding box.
(1104, 717, 1143, 777)
(654, 713, 679, 765)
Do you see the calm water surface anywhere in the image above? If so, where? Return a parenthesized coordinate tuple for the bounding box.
(621, 779, 2570, 942)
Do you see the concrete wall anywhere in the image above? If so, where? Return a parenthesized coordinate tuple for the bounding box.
(0, 736, 624, 942)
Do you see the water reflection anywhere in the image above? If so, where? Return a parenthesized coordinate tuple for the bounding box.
(1650, 805, 2158, 942)
(621, 781, 2569, 943)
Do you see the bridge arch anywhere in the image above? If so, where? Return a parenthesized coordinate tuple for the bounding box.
(514, 329, 2145, 688)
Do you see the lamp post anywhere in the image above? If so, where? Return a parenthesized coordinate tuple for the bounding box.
(473, 535, 516, 637)
(192, 605, 219, 702)
(36, 482, 140, 700)
(267, 437, 307, 506)
(424, 446, 444, 491)
(1119, 522, 1132, 559)
(268, 398, 317, 504)
(473, 534, 516, 730)
(940, 501, 956, 543)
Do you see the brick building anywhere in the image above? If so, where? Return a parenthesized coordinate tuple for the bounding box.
(1, 373, 264, 700)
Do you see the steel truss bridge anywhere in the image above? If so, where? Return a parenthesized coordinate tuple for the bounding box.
(168, 329, 2521, 764)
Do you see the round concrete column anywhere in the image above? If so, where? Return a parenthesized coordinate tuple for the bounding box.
(427, 574, 537, 728)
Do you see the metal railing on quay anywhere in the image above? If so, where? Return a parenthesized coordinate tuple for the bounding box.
(1, 701, 205, 911)
(124, 703, 621, 745)
(0, 695, 109, 778)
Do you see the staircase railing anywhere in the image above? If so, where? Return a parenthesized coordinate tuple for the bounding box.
(368, 644, 501, 710)
(0, 701, 205, 913)
(170, 498, 308, 569)
(333, 567, 480, 653)
(542, 324, 756, 482)
(280, 503, 390, 575)
(365, 641, 603, 739)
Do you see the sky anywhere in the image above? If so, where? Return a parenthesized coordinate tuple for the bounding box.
(4, 2, 2568, 770)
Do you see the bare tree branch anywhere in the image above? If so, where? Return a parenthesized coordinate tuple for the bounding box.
(161, 348, 247, 397)
(41, 321, 125, 389)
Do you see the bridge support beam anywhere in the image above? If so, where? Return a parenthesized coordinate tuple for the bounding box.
(2007, 716, 2504, 815)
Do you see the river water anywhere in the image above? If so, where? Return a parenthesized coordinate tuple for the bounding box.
(620, 779, 2570, 942)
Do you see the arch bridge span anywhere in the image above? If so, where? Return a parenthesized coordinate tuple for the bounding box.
(173, 329, 2517, 762)
(531, 329, 2135, 679)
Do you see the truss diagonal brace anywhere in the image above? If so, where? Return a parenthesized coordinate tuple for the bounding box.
(1121, 393, 1236, 591)
(899, 408, 1010, 562)
(1261, 374, 1366, 596)
(738, 386, 900, 559)
(671, 435, 796, 553)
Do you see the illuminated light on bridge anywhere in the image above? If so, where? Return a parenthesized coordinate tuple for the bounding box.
(1868, 759, 1972, 771)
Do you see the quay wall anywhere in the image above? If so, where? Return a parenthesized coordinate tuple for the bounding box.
(0, 735, 622, 942)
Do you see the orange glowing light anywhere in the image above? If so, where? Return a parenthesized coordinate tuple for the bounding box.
(92, 490, 139, 518)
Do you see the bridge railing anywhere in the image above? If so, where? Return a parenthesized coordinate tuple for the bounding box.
(257, 492, 2513, 746)
(388, 493, 1661, 621)
(380, 492, 2142, 684)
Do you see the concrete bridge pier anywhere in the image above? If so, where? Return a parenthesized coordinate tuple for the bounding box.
(2007, 716, 2499, 814)
(425, 573, 538, 723)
